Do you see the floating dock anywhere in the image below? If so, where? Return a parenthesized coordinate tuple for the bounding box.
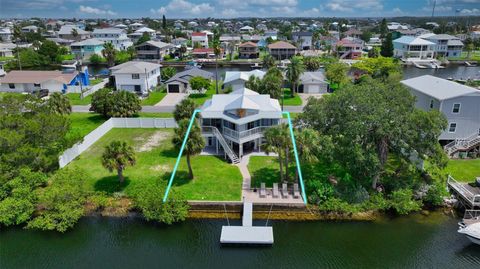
(220, 202, 274, 245)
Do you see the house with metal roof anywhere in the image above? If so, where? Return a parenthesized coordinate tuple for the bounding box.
(109, 61, 161, 95)
(292, 32, 313, 50)
(298, 72, 329, 94)
(0, 70, 80, 93)
(70, 38, 105, 60)
(165, 67, 214, 93)
(135, 40, 174, 60)
(393, 36, 435, 60)
(58, 25, 90, 41)
(223, 70, 266, 91)
(200, 87, 282, 162)
(422, 34, 464, 58)
(92, 28, 133, 51)
(401, 75, 480, 143)
(268, 41, 297, 60)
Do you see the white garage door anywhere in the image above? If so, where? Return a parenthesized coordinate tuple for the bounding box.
(306, 85, 321, 94)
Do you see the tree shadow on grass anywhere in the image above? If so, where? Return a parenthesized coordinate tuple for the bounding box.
(161, 170, 192, 187)
(252, 168, 279, 188)
(94, 175, 131, 194)
(160, 148, 179, 158)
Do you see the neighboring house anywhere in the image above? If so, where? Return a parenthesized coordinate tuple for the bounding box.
(58, 25, 90, 41)
(240, 26, 254, 33)
(129, 22, 145, 31)
(238, 42, 259, 59)
(401, 75, 480, 142)
(191, 32, 209, 48)
(393, 36, 435, 60)
(298, 72, 329, 94)
(21, 25, 38, 33)
(110, 61, 161, 95)
(200, 87, 282, 161)
(135, 40, 174, 60)
(0, 62, 6, 77)
(344, 29, 363, 39)
(0, 43, 15, 57)
(268, 41, 297, 60)
(92, 28, 133, 51)
(0, 70, 79, 93)
(172, 37, 188, 47)
(422, 34, 464, 58)
(165, 67, 214, 93)
(223, 70, 266, 91)
(318, 35, 338, 50)
(0, 27, 12, 42)
(292, 32, 313, 50)
(191, 48, 224, 59)
(128, 27, 156, 44)
(335, 37, 364, 59)
(70, 38, 105, 60)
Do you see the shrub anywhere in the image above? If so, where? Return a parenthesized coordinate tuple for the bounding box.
(90, 88, 141, 118)
(307, 180, 334, 204)
(389, 189, 422, 215)
(89, 54, 105, 65)
(423, 182, 447, 207)
(318, 197, 357, 213)
(161, 67, 177, 81)
(190, 76, 211, 92)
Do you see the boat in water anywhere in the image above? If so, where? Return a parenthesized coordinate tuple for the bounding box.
(465, 61, 478, 67)
(458, 210, 480, 245)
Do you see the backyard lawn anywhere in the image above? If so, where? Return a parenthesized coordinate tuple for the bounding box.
(66, 93, 92, 105)
(68, 112, 106, 140)
(444, 159, 480, 183)
(248, 156, 296, 188)
(136, 112, 174, 118)
(282, 89, 302, 106)
(67, 128, 242, 201)
(141, 89, 167, 105)
(189, 82, 222, 106)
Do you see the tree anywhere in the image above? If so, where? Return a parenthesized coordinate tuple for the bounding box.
(172, 120, 205, 179)
(212, 29, 221, 94)
(162, 15, 167, 30)
(90, 88, 141, 118)
(89, 54, 105, 64)
(245, 67, 283, 100)
(102, 42, 117, 67)
(126, 46, 136, 60)
(136, 32, 151, 45)
(303, 57, 322, 71)
(325, 62, 349, 88)
(263, 124, 291, 182)
(38, 40, 60, 62)
(360, 30, 372, 43)
(189, 76, 211, 92)
(161, 66, 177, 81)
(300, 77, 447, 190)
(286, 56, 305, 97)
(174, 98, 197, 122)
(102, 140, 136, 183)
(262, 54, 276, 69)
(352, 57, 401, 80)
(380, 33, 394, 57)
(46, 92, 72, 115)
(71, 28, 78, 39)
(379, 18, 388, 39)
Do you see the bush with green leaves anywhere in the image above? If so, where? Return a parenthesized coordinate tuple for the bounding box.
(161, 67, 177, 81)
(307, 180, 334, 204)
(90, 88, 141, 118)
(27, 168, 87, 232)
(134, 184, 189, 225)
(423, 182, 448, 207)
(389, 189, 422, 215)
(189, 76, 211, 92)
(89, 54, 105, 65)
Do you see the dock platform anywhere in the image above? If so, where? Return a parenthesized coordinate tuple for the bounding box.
(220, 202, 274, 245)
(447, 176, 480, 208)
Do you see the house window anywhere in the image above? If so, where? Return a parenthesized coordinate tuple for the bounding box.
(452, 103, 461, 113)
(8, 83, 15, 89)
(448, 123, 457, 133)
(132, 74, 140, 79)
(34, 83, 40, 87)
(429, 99, 434, 109)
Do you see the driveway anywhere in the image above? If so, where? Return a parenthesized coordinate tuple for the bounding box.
(155, 93, 187, 107)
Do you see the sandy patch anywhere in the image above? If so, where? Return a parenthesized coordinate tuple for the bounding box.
(150, 164, 171, 172)
(136, 131, 170, 152)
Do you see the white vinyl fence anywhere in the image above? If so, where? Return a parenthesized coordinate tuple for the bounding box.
(67, 78, 108, 97)
(59, 117, 177, 168)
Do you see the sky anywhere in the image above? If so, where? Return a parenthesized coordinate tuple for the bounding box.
(1, 0, 479, 19)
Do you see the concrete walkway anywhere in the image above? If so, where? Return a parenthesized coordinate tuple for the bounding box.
(155, 93, 187, 107)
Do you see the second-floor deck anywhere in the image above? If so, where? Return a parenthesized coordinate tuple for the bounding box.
(202, 125, 268, 143)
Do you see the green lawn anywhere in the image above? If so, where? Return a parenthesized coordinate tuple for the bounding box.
(189, 82, 222, 106)
(444, 159, 480, 183)
(136, 112, 173, 118)
(90, 78, 103, 85)
(282, 89, 303, 106)
(67, 128, 242, 201)
(447, 51, 480, 62)
(67, 113, 106, 140)
(248, 156, 296, 188)
(66, 93, 92, 105)
(141, 89, 167, 105)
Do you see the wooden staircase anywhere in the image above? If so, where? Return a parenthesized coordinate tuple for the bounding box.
(202, 126, 240, 164)
(444, 132, 480, 156)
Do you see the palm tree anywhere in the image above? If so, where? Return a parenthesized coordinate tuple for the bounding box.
(102, 42, 116, 67)
(293, 128, 320, 181)
(46, 92, 72, 115)
(212, 36, 221, 94)
(71, 28, 78, 40)
(173, 98, 197, 122)
(263, 124, 291, 182)
(126, 46, 136, 60)
(286, 56, 305, 97)
(102, 140, 136, 183)
(172, 120, 205, 179)
(262, 54, 276, 69)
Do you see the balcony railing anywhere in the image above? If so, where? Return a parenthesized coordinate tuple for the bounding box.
(222, 126, 268, 140)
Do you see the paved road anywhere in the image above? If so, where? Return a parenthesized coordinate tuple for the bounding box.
(72, 105, 304, 113)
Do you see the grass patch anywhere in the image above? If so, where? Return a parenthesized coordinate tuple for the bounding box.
(444, 159, 480, 183)
(66, 93, 92, 105)
(67, 112, 106, 140)
(136, 112, 173, 118)
(67, 128, 242, 201)
(141, 88, 167, 105)
(283, 112, 300, 119)
(89, 78, 103, 85)
(282, 88, 303, 106)
(189, 82, 222, 106)
(248, 156, 296, 188)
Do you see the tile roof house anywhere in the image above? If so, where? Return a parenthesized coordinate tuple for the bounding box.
(192, 32, 209, 48)
(401, 75, 480, 142)
(165, 67, 214, 93)
(0, 70, 79, 93)
(238, 42, 259, 59)
(135, 40, 174, 60)
(335, 37, 364, 59)
(109, 61, 162, 95)
(268, 41, 297, 60)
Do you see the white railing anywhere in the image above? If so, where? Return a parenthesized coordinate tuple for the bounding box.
(222, 126, 269, 141)
(444, 132, 480, 155)
(202, 126, 239, 164)
(447, 175, 480, 207)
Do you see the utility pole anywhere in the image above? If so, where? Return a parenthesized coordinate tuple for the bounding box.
(16, 40, 22, 70)
(431, 0, 436, 18)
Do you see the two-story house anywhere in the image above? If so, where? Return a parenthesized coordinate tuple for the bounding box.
(200, 87, 282, 162)
(393, 36, 435, 60)
(223, 70, 266, 91)
(401, 75, 480, 156)
(335, 37, 364, 59)
(92, 28, 133, 51)
(268, 41, 297, 60)
(110, 61, 161, 96)
(0, 28, 12, 42)
(58, 25, 90, 41)
(422, 34, 464, 58)
(292, 32, 313, 50)
(70, 38, 105, 60)
(191, 32, 209, 48)
(135, 40, 174, 60)
(238, 42, 259, 59)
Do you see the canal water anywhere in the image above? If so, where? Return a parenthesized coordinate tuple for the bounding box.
(1, 213, 479, 268)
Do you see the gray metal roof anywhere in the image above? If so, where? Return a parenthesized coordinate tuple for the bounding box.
(165, 68, 214, 84)
(300, 72, 326, 83)
(401, 75, 479, 101)
(110, 61, 161, 74)
(135, 40, 173, 49)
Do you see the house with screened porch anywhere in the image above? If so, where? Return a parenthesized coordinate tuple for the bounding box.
(200, 87, 282, 164)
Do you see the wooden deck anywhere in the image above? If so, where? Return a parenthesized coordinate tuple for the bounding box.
(447, 176, 480, 208)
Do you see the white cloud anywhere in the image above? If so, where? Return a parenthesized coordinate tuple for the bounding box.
(151, 0, 214, 16)
(323, 0, 383, 13)
(78, 5, 116, 16)
(460, 8, 480, 14)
